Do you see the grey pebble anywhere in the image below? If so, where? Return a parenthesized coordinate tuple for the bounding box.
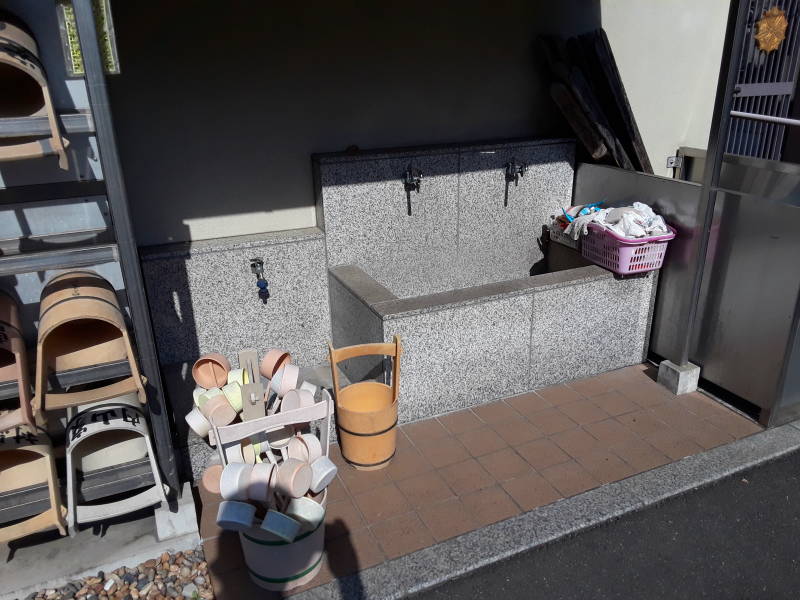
(166, 587, 179, 598)
(181, 584, 198, 599)
(192, 577, 205, 586)
(145, 569, 156, 581)
(122, 574, 136, 585)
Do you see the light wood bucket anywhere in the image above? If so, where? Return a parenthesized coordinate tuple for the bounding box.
(329, 336, 401, 471)
(34, 271, 146, 413)
(239, 493, 326, 591)
(0, 425, 67, 543)
(0, 11, 68, 168)
(0, 291, 35, 430)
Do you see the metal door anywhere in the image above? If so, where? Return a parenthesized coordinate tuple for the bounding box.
(727, 0, 800, 160)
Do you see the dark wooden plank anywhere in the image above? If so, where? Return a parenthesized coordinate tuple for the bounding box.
(578, 29, 653, 173)
(567, 66, 635, 170)
(550, 83, 608, 160)
(537, 34, 634, 170)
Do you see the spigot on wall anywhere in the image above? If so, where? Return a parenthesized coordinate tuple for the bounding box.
(504, 158, 527, 207)
(402, 164, 422, 216)
(250, 258, 270, 304)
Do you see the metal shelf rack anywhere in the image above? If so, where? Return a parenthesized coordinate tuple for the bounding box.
(0, 0, 179, 516)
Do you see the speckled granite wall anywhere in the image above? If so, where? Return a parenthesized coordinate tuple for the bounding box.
(331, 263, 657, 424)
(140, 227, 331, 368)
(140, 228, 334, 481)
(316, 139, 574, 299)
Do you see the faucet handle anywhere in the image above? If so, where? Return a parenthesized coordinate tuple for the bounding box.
(402, 164, 423, 215)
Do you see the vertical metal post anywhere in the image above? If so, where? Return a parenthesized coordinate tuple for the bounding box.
(72, 0, 179, 500)
(677, 0, 750, 366)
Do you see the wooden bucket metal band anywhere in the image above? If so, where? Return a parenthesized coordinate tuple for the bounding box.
(38, 294, 123, 323)
(341, 450, 396, 469)
(337, 418, 398, 437)
(44, 270, 110, 286)
(245, 555, 323, 585)
(241, 519, 323, 546)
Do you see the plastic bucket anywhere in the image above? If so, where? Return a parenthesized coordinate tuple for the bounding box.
(336, 381, 397, 470)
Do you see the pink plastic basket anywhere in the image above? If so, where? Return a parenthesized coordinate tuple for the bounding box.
(581, 223, 676, 275)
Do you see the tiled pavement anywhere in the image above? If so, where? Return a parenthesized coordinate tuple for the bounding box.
(199, 364, 762, 599)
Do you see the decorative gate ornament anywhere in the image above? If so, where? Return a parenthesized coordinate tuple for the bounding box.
(755, 6, 788, 53)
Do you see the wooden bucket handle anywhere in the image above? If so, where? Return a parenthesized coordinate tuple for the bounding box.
(328, 335, 402, 404)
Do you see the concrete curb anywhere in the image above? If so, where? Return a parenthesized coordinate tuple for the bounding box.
(295, 422, 800, 600)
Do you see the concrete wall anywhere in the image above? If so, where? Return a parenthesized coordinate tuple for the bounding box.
(107, 0, 601, 245)
(601, 0, 729, 175)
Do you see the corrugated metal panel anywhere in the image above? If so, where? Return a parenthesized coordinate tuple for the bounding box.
(726, 0, 800, 160)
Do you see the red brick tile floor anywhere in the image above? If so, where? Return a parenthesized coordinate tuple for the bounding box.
(199, 364, 762, 599)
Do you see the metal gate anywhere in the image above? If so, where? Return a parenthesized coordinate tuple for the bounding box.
(726, 0, 800, 160)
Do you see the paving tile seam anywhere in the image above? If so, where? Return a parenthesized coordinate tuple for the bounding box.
(294, 422, 800, 600)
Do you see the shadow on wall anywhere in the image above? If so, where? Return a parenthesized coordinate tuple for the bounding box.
(107, 0, 601, 247)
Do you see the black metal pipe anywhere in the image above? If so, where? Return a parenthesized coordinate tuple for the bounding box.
(72, 0, 179, 501)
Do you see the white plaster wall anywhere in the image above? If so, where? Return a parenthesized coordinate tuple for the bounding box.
(601, 0, 729, 175)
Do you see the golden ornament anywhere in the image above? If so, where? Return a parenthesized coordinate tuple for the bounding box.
(755, 6, 788, 53)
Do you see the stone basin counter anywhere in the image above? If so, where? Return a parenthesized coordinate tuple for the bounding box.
(317, 138, 657, 423)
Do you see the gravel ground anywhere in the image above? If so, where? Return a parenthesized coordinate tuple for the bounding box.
(18, 547, 214, 600)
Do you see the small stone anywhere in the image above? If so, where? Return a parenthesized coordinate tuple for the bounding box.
(179, 567, 190, 578)
(98, 572, 106, 581)
(142, 560, 156, 569)
(103, 581, 116, 594)
(137, 584, 152, 597)
(160, 553, 169, 564)
(123, 595, 132, 600)
(165, 587, 178, 598)
(168, 565, 179, 573)
(156, 571, 167, 579)
(122, 574, 136, 585)
(180, 584, 197, 600)
(87, 595, 98, 600)
(192, 577, 204, 587)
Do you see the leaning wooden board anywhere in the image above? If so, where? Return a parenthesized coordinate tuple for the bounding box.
(538, 35, 634, 171)
(550, 83, 608, 160)
(577, 29, 653, 173)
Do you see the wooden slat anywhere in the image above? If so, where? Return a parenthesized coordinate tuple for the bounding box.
(538, 34, 634, 170)
(578, 29, 653, 173)
(550, 83, 609, 160)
